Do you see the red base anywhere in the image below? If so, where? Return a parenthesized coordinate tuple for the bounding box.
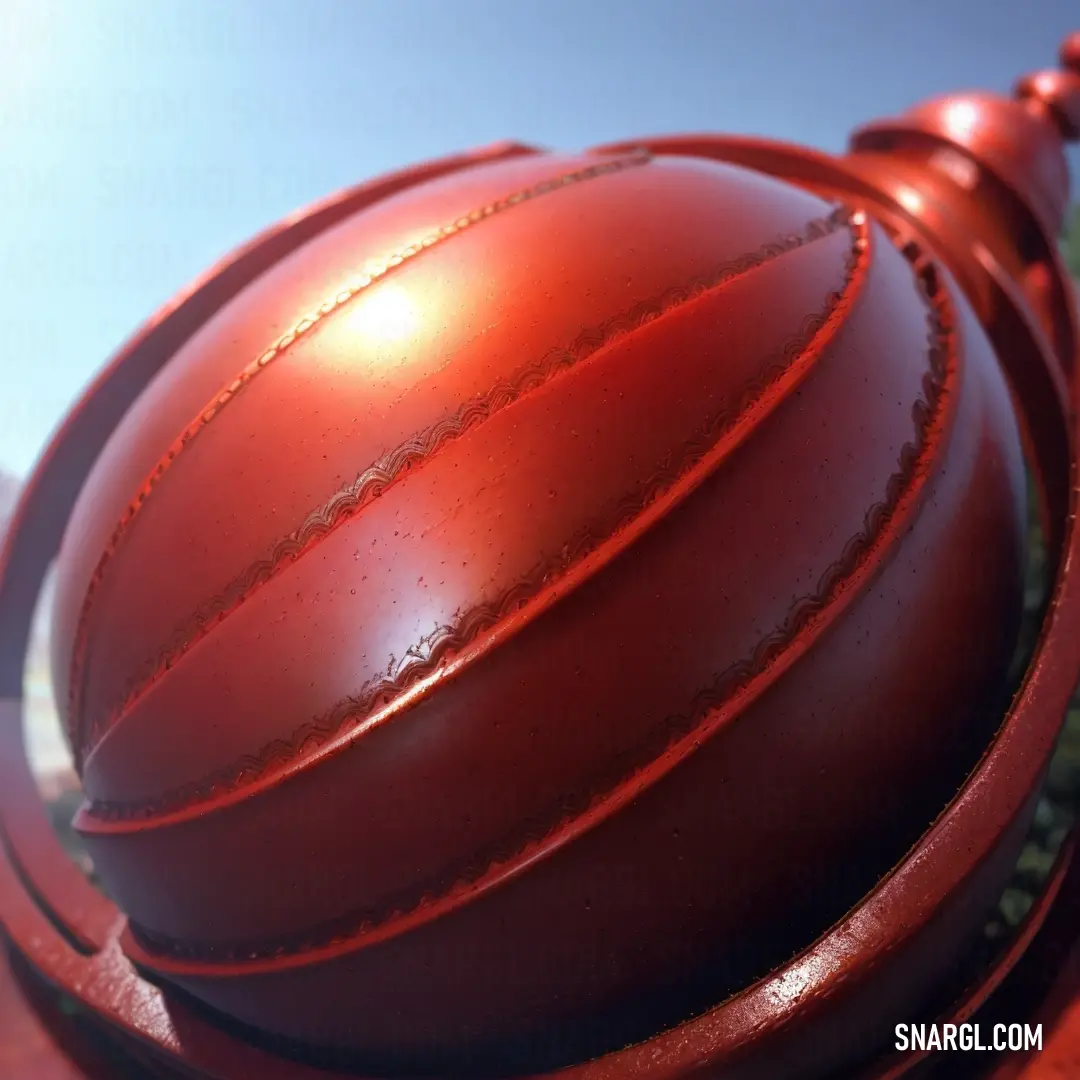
(0, 946, 130, 1080)
(2, 947, 1080, 1080)
(3, 856, 1080, 1080)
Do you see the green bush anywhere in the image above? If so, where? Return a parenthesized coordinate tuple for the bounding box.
(1063, 202, 1080, 281)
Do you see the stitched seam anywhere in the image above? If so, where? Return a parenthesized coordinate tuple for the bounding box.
(87, 207, 862, 823)
(126, 232, 958, 965)
(67, 150, 653, 765)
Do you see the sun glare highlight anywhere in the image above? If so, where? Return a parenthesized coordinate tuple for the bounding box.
(347, 283, 420, 347)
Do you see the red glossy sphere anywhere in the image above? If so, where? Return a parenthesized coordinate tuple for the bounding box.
(51, 147, 1026, 1072)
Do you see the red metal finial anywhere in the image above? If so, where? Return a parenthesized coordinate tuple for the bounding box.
(848, 32, 1080, 239)
(1, 27, 1080, 1080)
(1012, 33, 1080, 140)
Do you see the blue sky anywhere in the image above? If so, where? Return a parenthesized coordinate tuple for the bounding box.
(1, 0, 1078, 477)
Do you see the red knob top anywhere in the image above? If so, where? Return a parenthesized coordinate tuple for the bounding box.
(851, 32, 1080, 238)
(1061, 30, 1080, 74)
